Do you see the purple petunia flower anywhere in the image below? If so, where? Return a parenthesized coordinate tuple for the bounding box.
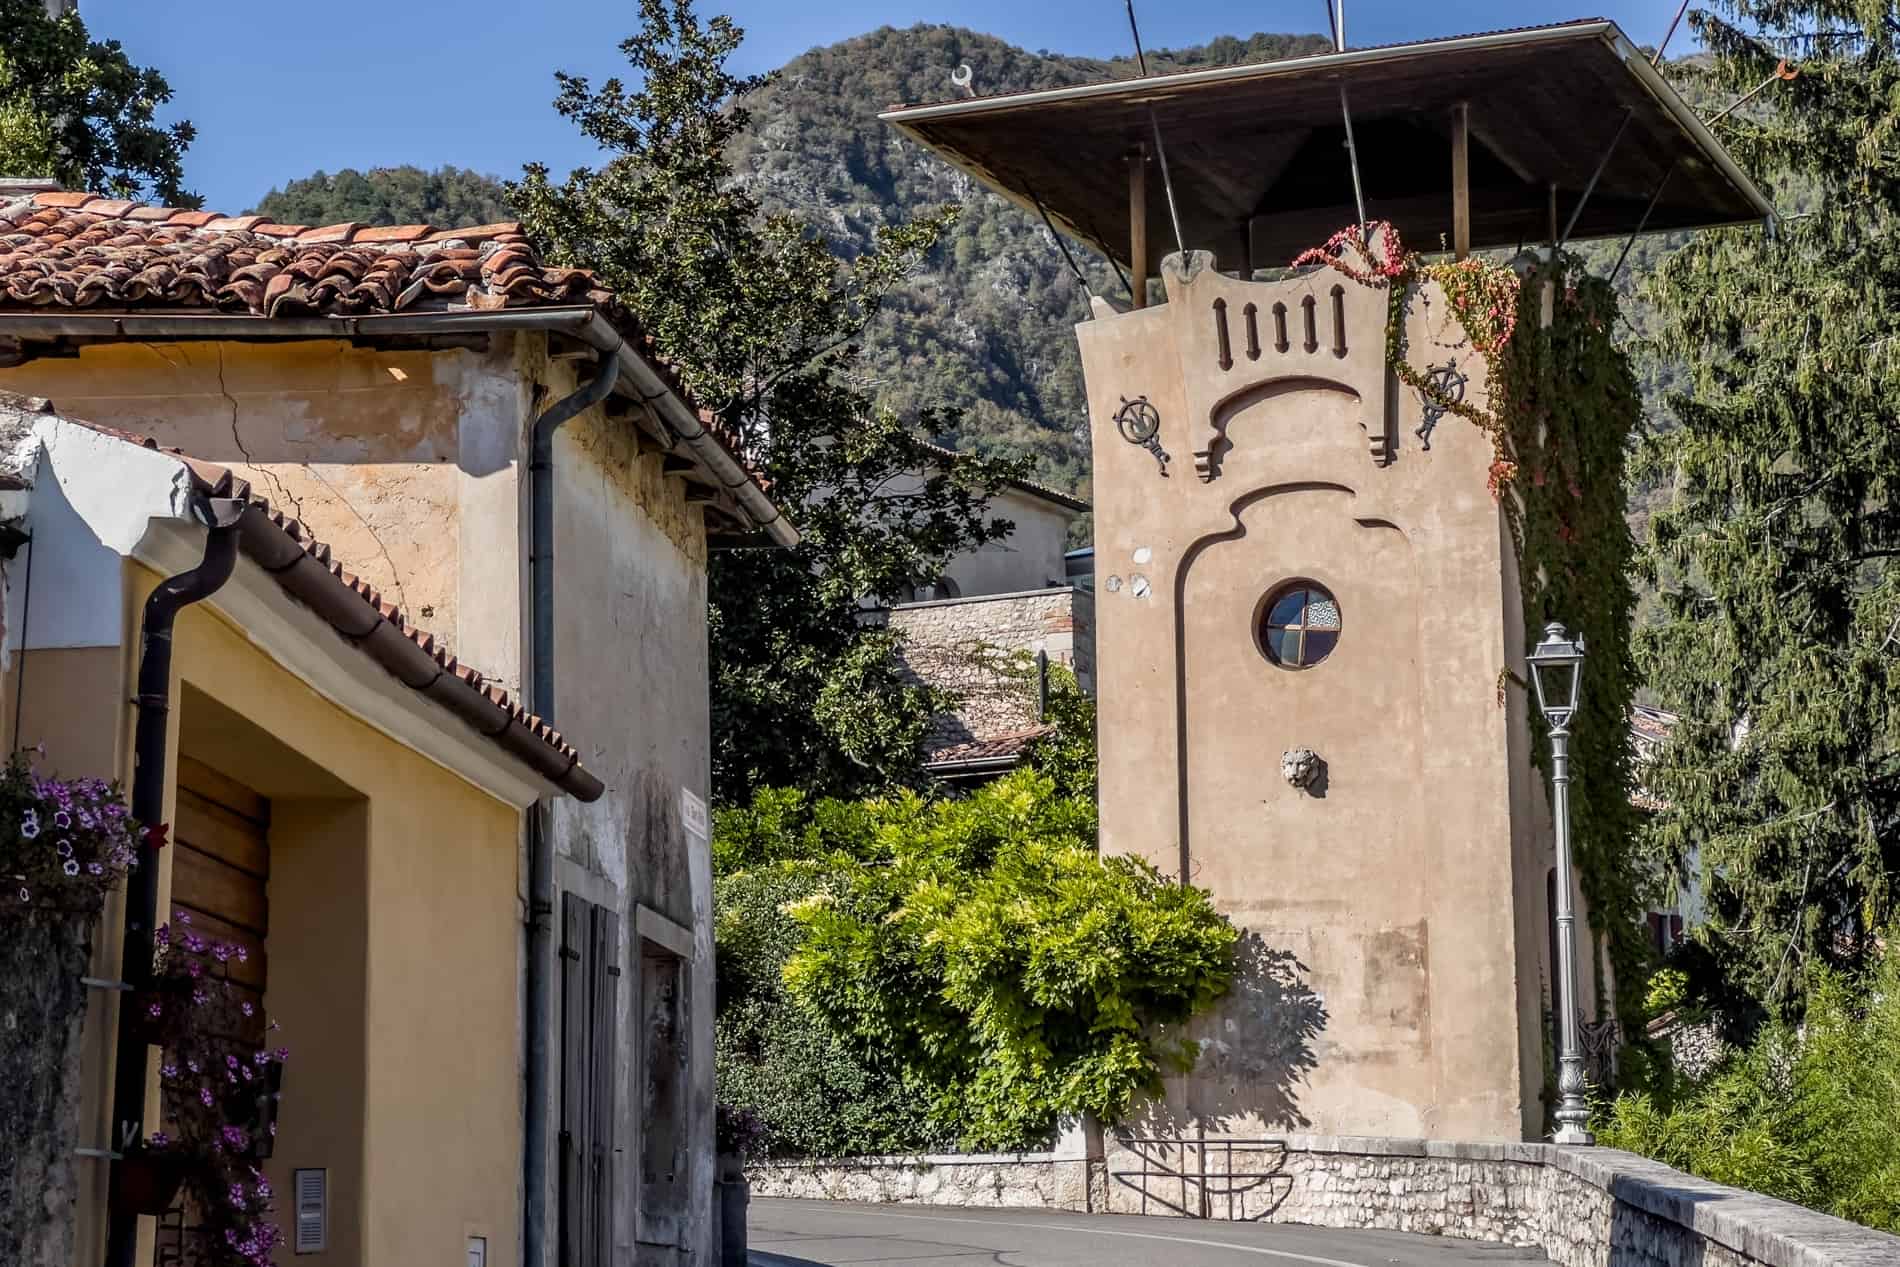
(55, 839, 71, 858)
(62, 859, 78, 877)
(87, 862, 103, 876)
(52, 810, 70, 829)
(147, 1002, 163, 1019)
(147, 1131, 169, 1148)
(199, 1087, 215, 1107)
(160, 1064, 178, 1079)
(18, 887, 28, 902)
(19, 810, 38, 839)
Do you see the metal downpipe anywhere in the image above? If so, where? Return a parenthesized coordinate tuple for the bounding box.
(103, 494, 247, 1267)
(523, 347, 620, 1267)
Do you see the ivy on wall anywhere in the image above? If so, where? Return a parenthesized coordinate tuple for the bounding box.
(1304, 226, 1647, 1037)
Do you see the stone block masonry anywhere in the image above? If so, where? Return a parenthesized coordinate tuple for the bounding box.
(748, 1135, 1900, 1267)
(889, 588, 1095, 753)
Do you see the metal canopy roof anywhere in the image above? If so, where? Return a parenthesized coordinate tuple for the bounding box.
(880, 20, 1773, 270)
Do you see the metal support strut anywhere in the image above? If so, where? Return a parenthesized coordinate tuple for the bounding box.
(1558, 109, 1633, 250)
(1609, 161, 1677, 285)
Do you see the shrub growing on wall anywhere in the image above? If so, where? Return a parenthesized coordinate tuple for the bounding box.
(715, 856, 944, 1158)
(774, 770, 1236, 1151)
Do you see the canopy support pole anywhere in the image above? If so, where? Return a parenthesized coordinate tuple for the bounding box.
(1452, 101, 1471, 259)
(1129, 145, 1150, 308)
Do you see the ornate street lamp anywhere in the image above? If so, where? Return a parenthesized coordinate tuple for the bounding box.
(1527, 621, 1595, 1146)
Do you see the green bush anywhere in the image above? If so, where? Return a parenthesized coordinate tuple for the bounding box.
(777, 769, 1237, 1151)
(714, 861, 941, 1158)
(1599, 944, 1900, 1231)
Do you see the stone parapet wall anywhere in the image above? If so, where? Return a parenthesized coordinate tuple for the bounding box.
(749, 1151, 1102, 1213)
(748, 1135, 1900, 1267)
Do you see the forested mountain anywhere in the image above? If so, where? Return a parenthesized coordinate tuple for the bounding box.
(249, 26, 1736, 505)
(730, 26, 1334, 498)
(248, 166, 514, 228)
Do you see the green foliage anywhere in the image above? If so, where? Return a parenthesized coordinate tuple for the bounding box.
(1021, 664, 1096, 802)
(1600, 946, 1900, 1231)
(512, 1, 1026, 804)
(1496, 258, 1648, 1029)
(0, 0, 194, 202)
(249, 165, 512, 226)
(1634, 3, 1900, 1019)
(714, 860, 942, 1157)
(775, 769, 1236, 1151)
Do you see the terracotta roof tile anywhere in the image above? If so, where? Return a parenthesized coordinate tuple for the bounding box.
(0, 192, 615, 321)
(924, 726, 1052, 768)
(44, 411, 603, 801)
(355, 223, 434, 244)
(0, 189, 774, 524)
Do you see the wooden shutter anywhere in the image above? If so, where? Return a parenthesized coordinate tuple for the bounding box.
(172, 757, 269, 1044)
(589, 906, 619, 1267)
(559, 894, 619, 1267)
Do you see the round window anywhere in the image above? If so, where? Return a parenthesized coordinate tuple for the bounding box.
(1259, 581, 1342, 669)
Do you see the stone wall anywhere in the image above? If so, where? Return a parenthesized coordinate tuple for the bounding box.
(749, 1135, 1900, 1267)
(891, 588, 1094, 753)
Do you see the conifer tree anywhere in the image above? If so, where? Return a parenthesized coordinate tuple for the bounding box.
(1638, 3, 1900, 1018)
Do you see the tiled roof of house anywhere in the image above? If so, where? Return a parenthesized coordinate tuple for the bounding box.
(919, 441, 1089, 514)
(0, 190, 609, 318)
(0, 189, 777, 531)
(10, 392, 602, 801)
(923, 726, 1052, 770)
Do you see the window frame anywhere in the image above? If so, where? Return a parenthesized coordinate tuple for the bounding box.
(1255, 579, 1342, 670)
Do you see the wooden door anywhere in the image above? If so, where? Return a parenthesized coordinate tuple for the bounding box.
(170, 756, 269, 1038)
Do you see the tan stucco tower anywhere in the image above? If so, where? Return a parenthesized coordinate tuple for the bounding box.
(1077, 248, 1543, 1139)
(886, 20, 1774, 1149)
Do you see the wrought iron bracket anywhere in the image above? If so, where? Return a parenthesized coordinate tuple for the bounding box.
(1415, 360, 1467, 451)
(1115, 395, 1171, 476)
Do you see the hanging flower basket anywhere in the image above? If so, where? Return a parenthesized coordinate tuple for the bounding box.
(109, 1146, 189, 1217)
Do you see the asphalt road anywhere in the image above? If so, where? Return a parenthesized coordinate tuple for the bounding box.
(748, 1198, 1551, 1267)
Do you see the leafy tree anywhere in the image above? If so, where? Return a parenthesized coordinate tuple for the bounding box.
(1635, 3, 1900, 1018)
(0, 0, 194, 203)
(250, 165, 513, 226)
(775, 768, 1235, 1151)
(512, 0, 1025, 804)
(1600, 945, 1900, 1231)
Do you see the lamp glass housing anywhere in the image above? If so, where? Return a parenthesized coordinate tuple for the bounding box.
(1528, 622, 1586, 726)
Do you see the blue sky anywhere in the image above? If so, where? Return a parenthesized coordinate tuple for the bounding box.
(82, 1, 1691, 213)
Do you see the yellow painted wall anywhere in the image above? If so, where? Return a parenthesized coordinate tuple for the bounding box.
(126, 564, 523, 1266)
